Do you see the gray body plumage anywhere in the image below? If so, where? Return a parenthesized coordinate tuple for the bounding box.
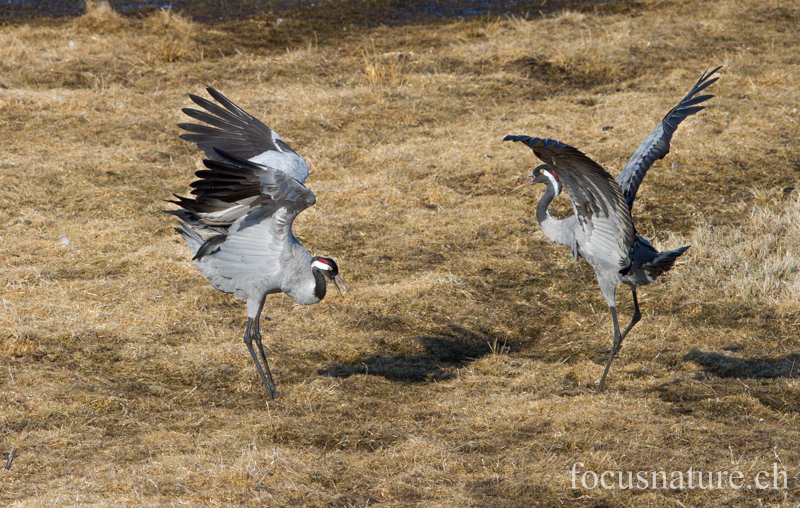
(169, 88, 341, 399)
(506, 66, 719, 389)
(180, 204, 322, 310)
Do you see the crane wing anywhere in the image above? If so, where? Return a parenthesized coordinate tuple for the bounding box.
(204, 152, 316, 282)
(616, 66, 720, 211)
(179, 87, 309, 183)
(505, 135, 635, 269)
(167, 147, 315, 244)
(205, 204, 302, 284)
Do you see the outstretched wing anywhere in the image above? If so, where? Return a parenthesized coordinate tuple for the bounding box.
(616, 65, 721, 210)
(179, 87, 309, 183)
(505, 135, 635, 269)
(168, 147, 315, 232)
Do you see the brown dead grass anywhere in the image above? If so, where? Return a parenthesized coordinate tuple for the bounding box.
(1, 0, 799, 506)
(81, 0, 126, 32)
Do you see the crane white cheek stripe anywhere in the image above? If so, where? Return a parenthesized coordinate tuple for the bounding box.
(542, 170, 560, 195)
(312, 260, 332, 271)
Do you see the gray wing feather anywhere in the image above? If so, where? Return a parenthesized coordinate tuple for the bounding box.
(504, 135, 635, 267)
(215, 148, 317, 222)
(616, 66, 721, 210)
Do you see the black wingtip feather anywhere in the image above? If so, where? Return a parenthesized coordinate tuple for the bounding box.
(178, 133, 202, 143)
(686, 76, 718, 98)
(701, 65, 723, 81)
(205, 87, 246, 117)
(193, 234, 226, 260)
(676, 106, 705, 117)
(504, 135, 573, 151)
(210, 147, 264, 169)
(680, 94, 714, 108)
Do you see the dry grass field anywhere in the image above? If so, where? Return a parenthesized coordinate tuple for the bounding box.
(1, 0, 799, 506)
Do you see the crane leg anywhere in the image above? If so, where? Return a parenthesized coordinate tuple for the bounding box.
(619, 287, 641, 341)
(598, 306, 623, 390)
(252, 314, 277, 395)
(596, 287, 641, 354)
(243, 318, 276, 400)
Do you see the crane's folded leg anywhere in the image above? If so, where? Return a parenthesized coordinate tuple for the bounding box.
(243, 318, 277, 399)
(598, 306, 623, 390)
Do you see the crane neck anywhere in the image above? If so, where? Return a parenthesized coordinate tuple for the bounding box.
(536, 178, 575, 253)
(312, 266, 327, 301)
(536, 179, 560, 227)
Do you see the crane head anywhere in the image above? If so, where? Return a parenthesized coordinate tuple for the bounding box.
(311, 256, 346, 296)
(514, 164, 561, 194)
(529, 164, 560, 186)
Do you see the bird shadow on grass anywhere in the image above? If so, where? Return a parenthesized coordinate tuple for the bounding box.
(318, 325, 497, 383)
(684, 349, 800, 379)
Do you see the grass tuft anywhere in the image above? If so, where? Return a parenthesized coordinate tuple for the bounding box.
(147, 7, 195, 35)
(147, 8, 196, 62)
(360, 40, 405, 86)
(81, 0, 126, 31)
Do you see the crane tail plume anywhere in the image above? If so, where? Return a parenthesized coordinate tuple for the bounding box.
(645, 245, 690, 278)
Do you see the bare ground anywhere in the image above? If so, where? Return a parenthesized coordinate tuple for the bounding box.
(1, 0, 799, 506)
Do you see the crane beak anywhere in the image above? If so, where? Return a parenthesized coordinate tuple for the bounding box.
(331, 274, 346, 297)
(512, 173, 536, 192)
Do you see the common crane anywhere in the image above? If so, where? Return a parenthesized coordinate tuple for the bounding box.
(168, 87, 344, 399)
(505, 66, 720, 389)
